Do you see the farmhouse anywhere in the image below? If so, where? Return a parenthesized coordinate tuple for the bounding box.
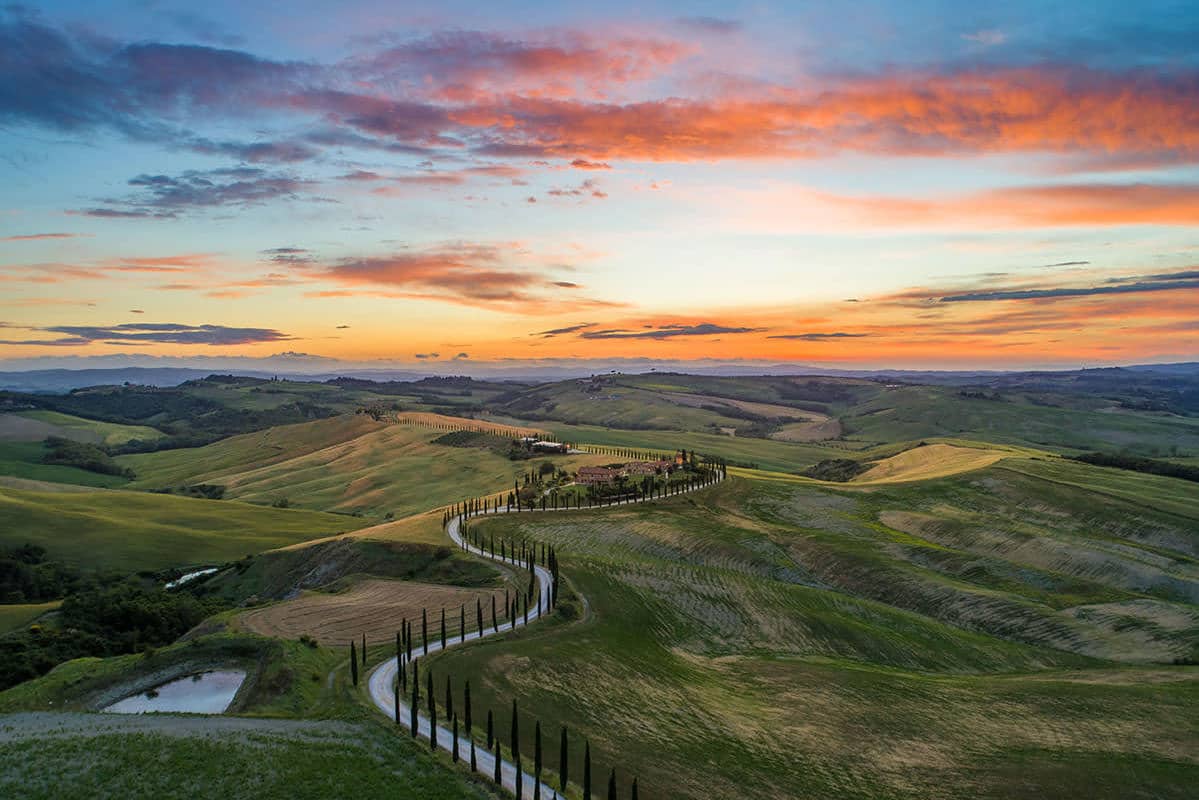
(577, 466, 620, 485)
(624, 459, 674, 476)
(531, 440, 569, 453)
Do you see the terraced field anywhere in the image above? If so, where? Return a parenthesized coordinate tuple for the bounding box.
(423, 467, 1199, 800)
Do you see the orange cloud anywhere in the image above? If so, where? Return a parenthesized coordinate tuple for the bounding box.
(833, 182, 1199, 228)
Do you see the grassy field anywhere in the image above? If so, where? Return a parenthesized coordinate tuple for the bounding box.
(0, 411, 163, 446)
(0, 602, 60, 634)
(0, 486, 362, 571)
(840, 384, 1199, 456)
(416, 468, 1199, 800)
(0, 442, 131, 488)
(122, 417, 610, 519)
(0, 629, 500, 800)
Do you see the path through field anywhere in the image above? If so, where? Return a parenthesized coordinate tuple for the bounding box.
(367, 473, 723, 798)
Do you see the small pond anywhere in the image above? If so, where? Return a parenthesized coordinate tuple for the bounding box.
(103, 670, 246, 715)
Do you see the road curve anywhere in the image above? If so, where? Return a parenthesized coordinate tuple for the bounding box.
(367, 474, 723, 798)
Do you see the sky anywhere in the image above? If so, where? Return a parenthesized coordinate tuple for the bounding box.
(1, 0, 1197, 371)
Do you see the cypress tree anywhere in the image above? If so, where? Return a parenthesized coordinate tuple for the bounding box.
(583, 741, 591, 799)
(396, 629, 402, 665)
(445, 674, 454, 722)
(440, 607, 447, 649)
(607, 768, 616, 800)
(559, 726, 568, 792)
(494, 740, 502, 784)
(477, 598, 483, 635)
(349, 642, 358, 686)
(491, 595, 498, 632)
(510, 695, 520, 796)
(453, 713, 459, 762)
(422, 608, 428, 655)
(361, 632, 367, 666)
(465, 681, 475, 771)
(487, 708, 494, 749)
(393, 674, 400, 724)
(427, 669, 436, 750)
(534, 721, 542, 800)
(410, 660, 419, 737)
(631, 777, 639, 800)
(460, 604, 466, 643)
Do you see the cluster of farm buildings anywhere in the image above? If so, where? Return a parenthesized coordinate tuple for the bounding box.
(576, 456, 682, 486)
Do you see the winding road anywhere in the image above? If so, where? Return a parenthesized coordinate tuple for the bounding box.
(367, 473, 723, 798)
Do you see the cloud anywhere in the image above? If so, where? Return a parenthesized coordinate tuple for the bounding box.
(533, 322, 597, 337)
(261, 246, 316, 264)
(816, 182, 1199, 229)
(336, 324, 350, 329)
(7, 11, 1199, 173)
(961, 29, 1007, 46)
(570, 158, 610, 170)
(414, 352, 440, 359)
(579, 323, 764, 340)
(1042, 261, 1090, 268)
(767, 332, 869, 340)
(1, 322, 292, 347)
(937, 270, 1199, 303)
(546, 179, 606, 199)
(0, 232, 83, 241)
(75, 167, 316, 218)
(676, 17, 742, 35)
(454, 352, 470, 359)
(307, 242, 612, 310)
(188, 138, 318, 163)
(349, 30, 689, 102)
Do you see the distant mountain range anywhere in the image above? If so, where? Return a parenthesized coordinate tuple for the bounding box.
(1, 358, 1195, 394)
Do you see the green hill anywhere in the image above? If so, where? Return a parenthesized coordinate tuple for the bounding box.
(422, 463, 1199, 800)
(0, 486, 362, 571)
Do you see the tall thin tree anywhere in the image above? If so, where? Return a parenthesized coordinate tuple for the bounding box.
(422, 608, 428, 655)
(583, 741, 591, 799)
(607, 768, 617, 800)
(559, 725, 568, 793)
(534, 720, 542, 800)
(349, 642, 358, 686)
(410, 659, 419, 737)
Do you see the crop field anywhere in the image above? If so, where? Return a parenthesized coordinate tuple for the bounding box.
(422, 468, 1199, 800)
(123, 417, 609, 519)
(0, 486, 361, 571)
(238, 578, 515, 647)
(850, 443, 1009, 483)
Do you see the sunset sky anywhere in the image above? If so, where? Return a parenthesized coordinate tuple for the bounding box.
(2, 1, 1197, 370)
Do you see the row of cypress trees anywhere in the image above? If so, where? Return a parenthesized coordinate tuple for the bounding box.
(375, 451, 731, 794)
(395, 656, 640, 800)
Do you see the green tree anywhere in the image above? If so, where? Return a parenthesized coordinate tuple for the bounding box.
(583, 741, 591, 799)
(534, 720, 542, 800)
(349, 642, 358, 686)
(608, 768, 617, 800)
(410, 659, 419, 738)
(559, 726, 568, 792)
(511, 698, 522, 799)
